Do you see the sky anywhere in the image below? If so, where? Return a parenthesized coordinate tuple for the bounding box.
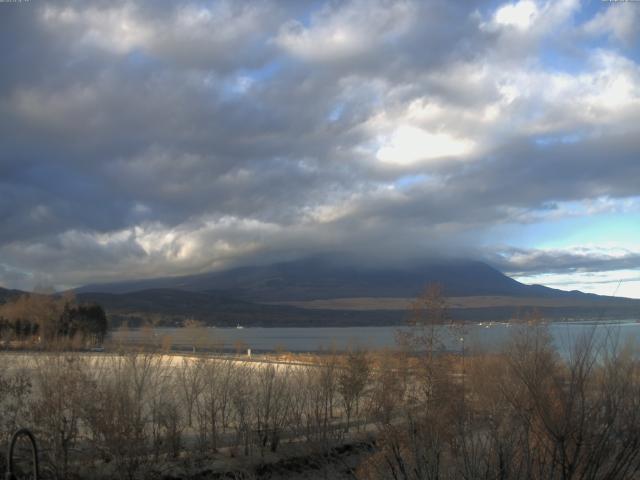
(0, 0, 639, 297)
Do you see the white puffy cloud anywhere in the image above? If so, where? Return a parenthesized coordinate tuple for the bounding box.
(494, 0, 539, 30)
(40, 3, 152, 54)
(275, 0, 415, 63)
(584, 2, 640, 46)
(376, 125, 475, 166)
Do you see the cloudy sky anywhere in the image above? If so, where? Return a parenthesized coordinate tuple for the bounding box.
(1, 0, 639, 297)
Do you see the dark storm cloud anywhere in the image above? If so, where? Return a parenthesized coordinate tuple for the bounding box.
(0, 0, 639, 289)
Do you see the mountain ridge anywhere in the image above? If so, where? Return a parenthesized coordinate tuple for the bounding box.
(4, 258, 638, 327)
(75, 257, 599, 301)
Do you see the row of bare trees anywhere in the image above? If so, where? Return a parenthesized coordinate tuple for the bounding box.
(0, 349, 376, 479)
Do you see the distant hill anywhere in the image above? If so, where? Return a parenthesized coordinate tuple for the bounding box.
(0, 287, 24, 304)
(76, 288, 407, 327)
(4, 255, 640, 327)
(77, 257, 595, 301)
(71, 257, 640, 326)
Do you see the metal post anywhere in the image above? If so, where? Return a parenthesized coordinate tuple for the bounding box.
(5, 428, 39, 480)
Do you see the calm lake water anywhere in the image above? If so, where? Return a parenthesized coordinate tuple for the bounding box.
(109, 320, 640, 354)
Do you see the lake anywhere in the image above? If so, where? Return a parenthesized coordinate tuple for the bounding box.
(109, 320, 640, 355)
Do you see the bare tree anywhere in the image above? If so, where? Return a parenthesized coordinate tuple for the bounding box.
(229, 362, 253, 456)
(252, 363, 294, 454)
(30, 353, 91, 479)
(177, 357, 205, 428)
(81, 351, 164, 480)
(194, 357, 236, 453)
(338, 349, 371, 433)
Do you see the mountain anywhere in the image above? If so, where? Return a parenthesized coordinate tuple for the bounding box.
(71, 257, 640, 326)
(0, 287, 24, 304)
(3, 257, 639, 327)
(76, 257, 589, 301)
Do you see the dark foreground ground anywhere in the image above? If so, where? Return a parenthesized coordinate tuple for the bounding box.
(136, 442, 374, 480)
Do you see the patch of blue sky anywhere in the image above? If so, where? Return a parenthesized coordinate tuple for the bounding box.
(487, 221, 561, 249)
(394, 174, 429, 190)
(534, 132, 584, 147)
(124, 49, 164, 70)
(573, 0, 605, 25)
(574, 1, 640, 62)
(493, 207, 640, 250)
(538, 46, 593, 75)
(208, 60, 285, 100)
(222, 75, 254, 97)
(297, 0, 326, 27)
(483, 192, 640, 250)
(246, 60, 283, 83)
(328, 103, 344, 122)
(217, 62, 280, 100)
(537, 212, 640, 250)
